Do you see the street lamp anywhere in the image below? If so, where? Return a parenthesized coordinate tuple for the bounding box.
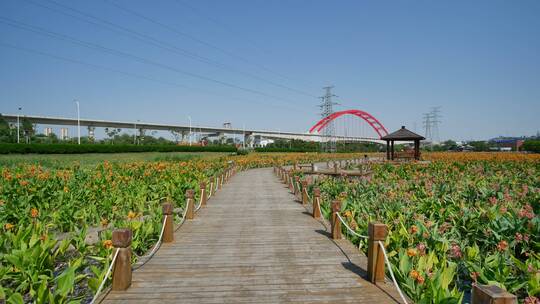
(188, 116, 192, 146)
(134, 120, 138, 145)
(17, 107, 21, 144)
(74, 100, 80, 145)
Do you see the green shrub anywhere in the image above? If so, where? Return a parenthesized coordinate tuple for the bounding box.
(0, 143, 237, 154)
(523, 140, 540, 153)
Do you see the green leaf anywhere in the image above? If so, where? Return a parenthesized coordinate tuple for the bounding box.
(7, 293, 24, 304)
(55, 267, 75, 297)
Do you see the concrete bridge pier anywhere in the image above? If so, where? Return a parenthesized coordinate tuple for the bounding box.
(87, 126, 96, 141)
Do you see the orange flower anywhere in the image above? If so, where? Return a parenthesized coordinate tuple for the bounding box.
(30, 208, 39, 218)
(102, 239, 113, 249)
(407, 248, 417, 257)
(4, 223, 14, 230)
(497, 240, 508, 251)
(409, 269, 419, 279)
(19, 180, 29, 187)
(39, 234, 48, 241)
(63, 186, 69, 193)
(409, 225, 418, 234)
(127, 211, 137, 220)
(416, 275, 425, 284)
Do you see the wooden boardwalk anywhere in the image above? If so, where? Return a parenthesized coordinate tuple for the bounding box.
(103, 168, 404, 303)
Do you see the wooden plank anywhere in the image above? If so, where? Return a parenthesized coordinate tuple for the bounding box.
(103, 168, 405, 304)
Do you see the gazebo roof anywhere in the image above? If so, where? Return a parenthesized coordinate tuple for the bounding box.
(381, 126, 425, 141)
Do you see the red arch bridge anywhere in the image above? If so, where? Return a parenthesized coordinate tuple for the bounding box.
(1, 110, 388, 146)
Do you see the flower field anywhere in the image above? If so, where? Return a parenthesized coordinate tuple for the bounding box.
(307, 153, 539, 303)
(0, 152, 360, 303)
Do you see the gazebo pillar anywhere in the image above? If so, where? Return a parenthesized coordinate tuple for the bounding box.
(386, 141, 390, 160)
(391, 141, 395, 160)
(414, 139, 420, 160)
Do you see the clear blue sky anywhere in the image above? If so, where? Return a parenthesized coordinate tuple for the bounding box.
(1, 0, 539, 140)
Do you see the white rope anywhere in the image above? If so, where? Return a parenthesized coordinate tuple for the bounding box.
(378, 240, 409, 304)
(175, 201, 190, 231)
(140, 215, 168, 259)
(195, 189, 204, 212)
(90, 248, 119, 304)
(336, 213, 368, 239)
(132, 215, 169, 271)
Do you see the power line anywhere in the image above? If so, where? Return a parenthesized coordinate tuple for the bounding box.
(171, 0, 322, 90)
(29, 0, 318, 99)
(0, 15, 304, 106)
(0, 41, 307, 113)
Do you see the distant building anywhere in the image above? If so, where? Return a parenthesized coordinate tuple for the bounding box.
(259, 139, 274, 147)
(489, 137, 524, 151)
(43, 127, 53, 136)
(60, 128, 69, 140)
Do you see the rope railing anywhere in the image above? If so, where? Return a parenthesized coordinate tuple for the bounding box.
(133, 215, 169, 270)
(89, 165, 237, 303)
(336, 213, 368, 239)
(195, 188, 205, 212)
(378, 240, 409, 304)
(174, 204, 190, 232)
(274, 163, 410, 303)
(90, 248, 120, 304)
(208, 181, 213, 199)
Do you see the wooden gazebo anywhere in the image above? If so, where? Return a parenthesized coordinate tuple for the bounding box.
(381, 126, 425, 160)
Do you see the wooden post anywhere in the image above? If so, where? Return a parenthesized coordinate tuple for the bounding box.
(162, 202, 174, 243)
(199, 182, 207, 207)
(112, 228, 132, 291)
(313, 188, 321, 219)
(471, 284, 517, 304)
(288, 173, 294, 192)
(334, 162, 339, 174)
(367, 222, 388, 283)
(311, 163, 315, 172)
(294, 176, 300, 197)
(301, 180, 308, 205)
(331, 200, 341, 239)
(186, 189, 195, 219)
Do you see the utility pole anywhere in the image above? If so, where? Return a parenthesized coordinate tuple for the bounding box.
(17, 107, 21, 143)
(75, 100, 80, 145)
(319, 86, 338, 152)
(422, 106, 442, 148)
(430, 106, 441, 144)
(188, 116, 192, 146)
(133, 120, 138, 145)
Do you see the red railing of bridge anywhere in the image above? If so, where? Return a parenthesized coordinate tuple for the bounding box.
(309, 109, 389, 139)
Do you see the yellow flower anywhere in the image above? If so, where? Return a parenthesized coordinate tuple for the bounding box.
(0, 199, 4, 206)
(127, 211, 137, 220)
(63, 186, 69, 193)
(102, 239, 113, 249)
(343, 210, 352, 218)
(4, 223, 14, 230)
(100, 218, 109, 228)
(30, 208, 39, 218)
(407, 248, 417, 257)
